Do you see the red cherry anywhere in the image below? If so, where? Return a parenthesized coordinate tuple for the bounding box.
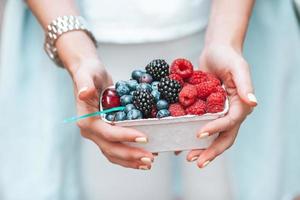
(101, 88, 121, 109)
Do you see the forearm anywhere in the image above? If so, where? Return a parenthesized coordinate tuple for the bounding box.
(205, 0, 255, 51)
(26, 0, 99, 74)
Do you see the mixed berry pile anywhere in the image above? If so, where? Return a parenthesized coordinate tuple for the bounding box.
(101, 58, 227, 122)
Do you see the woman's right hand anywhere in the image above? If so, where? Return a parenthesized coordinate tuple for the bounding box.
(58, 32, 155, 170)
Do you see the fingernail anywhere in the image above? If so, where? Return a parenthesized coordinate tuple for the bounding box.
(247, 93, 257, 104)
(197, 132, 209, 139)
(78, 87, 88, 95)
(190, 156, 199, 162)
(139, 165, 150, 170)
(141, 157, 153, 165)
(201, 160, 210, 168)
(135, 137, 148, 144)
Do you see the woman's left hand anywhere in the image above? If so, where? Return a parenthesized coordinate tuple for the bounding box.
(186, 44, 257, 168)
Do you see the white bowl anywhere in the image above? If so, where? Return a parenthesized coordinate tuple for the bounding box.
(100, 86, 229, 152)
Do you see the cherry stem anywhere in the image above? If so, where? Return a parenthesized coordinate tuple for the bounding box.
(63, 106, 125, 124)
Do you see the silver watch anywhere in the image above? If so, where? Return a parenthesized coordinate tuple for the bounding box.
(44, 16, 97, 67)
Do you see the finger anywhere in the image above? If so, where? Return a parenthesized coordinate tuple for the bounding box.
(196, 125, 240, 168)
(186, 149, 204, 162)
(96, 138, 154, 163)
(197, 95, 249, 138)
(74, 71, 97, 101)
(104, 154, 152, 170)
(91, 120, 148, 143)
(230, 59, 257, 107)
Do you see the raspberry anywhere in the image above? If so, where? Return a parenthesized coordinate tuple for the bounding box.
(206, 73, 221, 86)
(170, 58, 194, 79)
(215, 86, 227, 97)
(169, 103, 186, 117)
(179, 85, 198, 107)
(169, 73, 184, 86)
(195, 81, 219, 100)
(206, 92, 226, 113)
(188, 70, 207, 84)
(185, 99, 206, 115)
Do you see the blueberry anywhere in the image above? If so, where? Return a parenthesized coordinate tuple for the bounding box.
(105, 113, 116, 121)
(127, 109, 143, 120)
(115, 111, 127, 121)
(151, 90, 161, 102)
(136, 83, 152, 92)
(156, 109, 170, 118)
(151, 81, 160, 91)
(139, 73, 153, 84)
(124, 104, 136, 113)
(120, 95, 133, 106)
(127, 79, 138, 91)
(156, 100, 169, 110)
(131, 70, 144, 81)
(116, 84, 130, 96)
(130, 91, 136, 96)
(115, 80, 127, 89)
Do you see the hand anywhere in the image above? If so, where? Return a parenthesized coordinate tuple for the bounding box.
(58, 32, 155, 170)
(186, 44, 257, 168)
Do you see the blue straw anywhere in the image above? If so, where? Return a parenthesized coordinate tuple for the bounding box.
(63, 106, 125, 123)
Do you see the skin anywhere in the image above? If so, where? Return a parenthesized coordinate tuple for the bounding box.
(26, 0, 257, 170)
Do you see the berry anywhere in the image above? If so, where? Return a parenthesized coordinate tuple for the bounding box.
(215, 86, 226, 96)
(151, 107, 158, 118)
(115, 111, 127, 121)
(139, 73, 153, 84)
(169, 73, 184, 86)
(130, 91, 135, 96)
(127, 80, 138, 91)
(133, 90, 155, 117)
(115, 80, 127, 88)
(170, 58, 194, 79)
(145, 59, 169, 81)
(168, 103, 186, 117)
(158, 77, 182, 103)
(186, 99, 206, 116)
(124, 104, 136, 113)
(136, 83, 152, 93)
(131, 70, 144, 81)
(151, 90, 161, 102)
(151, 81, 160, 91)
(120, 95, 133, 106)
(195, 81, 219, 100)
(179, 85, 198, 107)
(127, 109, 143, 120)
(156, 100, 169, 110)
(116, 84, 130, 96)
(156, 109, 170, 118)
(188, 70, 207, 85)
(102, 88, 121, 109)
(105, 113, 116, 121)
(206, 92, 226, 113)
(206, 73, 221, 86)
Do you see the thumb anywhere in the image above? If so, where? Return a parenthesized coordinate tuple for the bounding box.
(74, 72, 97, 101)
(231, 59, 258, 107)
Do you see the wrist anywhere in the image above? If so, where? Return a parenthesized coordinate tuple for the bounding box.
(55, 31, 99, 74)
(204, 40, 243, 54)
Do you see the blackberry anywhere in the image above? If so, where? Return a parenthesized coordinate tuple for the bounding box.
(145, 59, 169, 81)
(158, 77, 182, 103)
(133, 90, 155, 117)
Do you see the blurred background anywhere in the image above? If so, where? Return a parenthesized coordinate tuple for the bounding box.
(0, 0, 300, 200)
